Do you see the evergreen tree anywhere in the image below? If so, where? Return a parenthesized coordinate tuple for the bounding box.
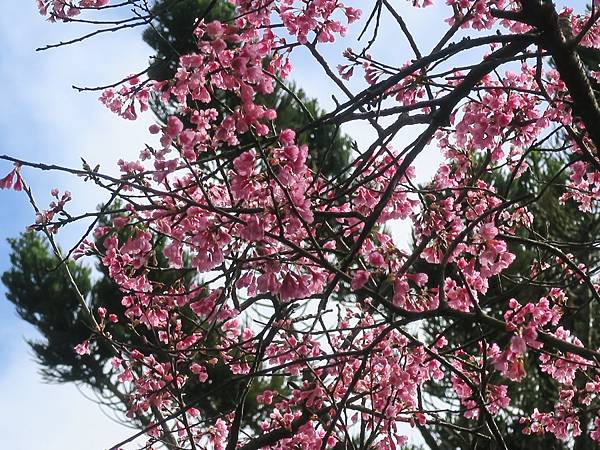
(3, 218, 279, 431)
(411, 25, 600, 450)
(412, 152, 600, 449)
(143, 0, 352, 177)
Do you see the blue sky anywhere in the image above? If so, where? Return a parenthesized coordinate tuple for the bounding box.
(0, 1, 454, 448)
(0, 1, 155, 448)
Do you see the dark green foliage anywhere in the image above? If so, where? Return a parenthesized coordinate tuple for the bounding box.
(413, 150, 600, 449)
(1, 233, 139, 424)
(270, 83, 352, 177)
(143, 0, 235, 82)
(2, 233, 96, 384)
(407, 40, 600, 449)
(143, 0, 352, 177)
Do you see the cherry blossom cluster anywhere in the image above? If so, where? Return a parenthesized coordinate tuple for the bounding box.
(37, 0, 109, 19)
(0, 165, 22, 191)
(451, 347, 510, 419)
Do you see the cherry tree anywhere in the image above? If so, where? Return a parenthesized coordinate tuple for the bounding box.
(3, 0, 600, 448)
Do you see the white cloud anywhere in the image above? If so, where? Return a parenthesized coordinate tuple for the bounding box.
(0, 335, 131, 450)
(0, 3, 159, 247)
(0, 2, 154, 449)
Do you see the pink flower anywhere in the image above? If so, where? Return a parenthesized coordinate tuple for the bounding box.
(257, 390, 275, 404)
(368, 251, 385, 267)
(12, 174, 23, 191)
(74, 340, 91, 356)
(351, 270, 370, 290)
(280, 129, 296, 145)
(0, 170, 15, 189)
(240, 215, 265, 241)
(206, 20, 224, 38)
(510, 335, 527, 354)
(190, 363, 209, 383)
(233, 150, 255, 177)
(344, 7, 362, 23)
(166, 116, 184, 139)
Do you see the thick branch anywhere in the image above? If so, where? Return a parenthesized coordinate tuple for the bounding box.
(518, 0, 600, 152)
